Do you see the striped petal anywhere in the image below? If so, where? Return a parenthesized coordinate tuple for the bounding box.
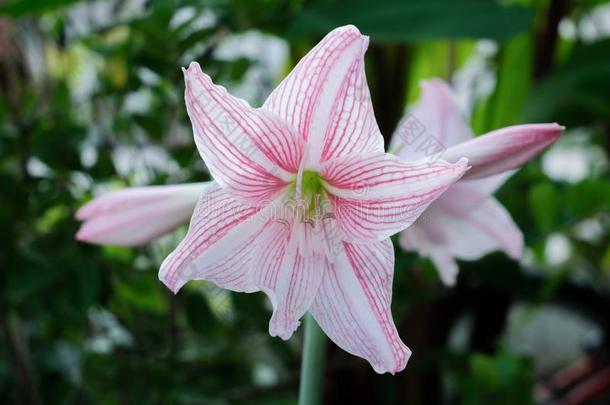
(399, 216, 462, 286)
(159, 183, 268, 293)
(433, 172, 512, 216)
(399, 183, 523, 286)
(441, 123, 563, 180)
(444, 196, 524, 261)
(390, 79, 473, 160)
(252, 222, 329, 339)
(184, 62, 303, 201)
(322, 153, 469, 242)
(263, 25, 383, 165)
(76, 182, 206, 246)
(310, 239, 411, 374)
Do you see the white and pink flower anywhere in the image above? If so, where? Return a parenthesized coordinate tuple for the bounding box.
(78, 26, 470, 373)
(391, 79, 563, 285)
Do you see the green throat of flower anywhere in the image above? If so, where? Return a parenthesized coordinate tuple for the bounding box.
(292, 170, 330, 221)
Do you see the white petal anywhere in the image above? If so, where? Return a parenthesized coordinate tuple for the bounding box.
(391, 79, 473, 161)
(310, 239, 411, 374)
(76, 183, 206, 246)
(252, 222, 329, 340)
(159, 183, 270, 293)
(442, 123, 563, 179)
(399, 185, 523, 285)
(184, 62, 303, 201)
(322, 153, 469, 242)
(263, 25, 383, 165)
(429, 249, 459, 286)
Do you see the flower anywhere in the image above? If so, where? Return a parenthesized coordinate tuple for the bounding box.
(158, 26, 470, 373)
(75, 26, 469, 373)
(76, 182, 207, 246)
(390, 79, 563, 286)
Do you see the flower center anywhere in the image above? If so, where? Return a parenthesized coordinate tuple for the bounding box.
(270, 170, 338, 260)
(299, 170, 325, 216)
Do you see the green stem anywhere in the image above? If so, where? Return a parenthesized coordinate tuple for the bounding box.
(298, 313, 327, 405)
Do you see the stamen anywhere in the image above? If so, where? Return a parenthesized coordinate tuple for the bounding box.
(302, 218, 315, 228)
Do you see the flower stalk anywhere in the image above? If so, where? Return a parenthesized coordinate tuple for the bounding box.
(298, 314, 327, 405)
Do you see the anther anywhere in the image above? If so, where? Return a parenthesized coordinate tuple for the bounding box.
(302, 218, 315, 228)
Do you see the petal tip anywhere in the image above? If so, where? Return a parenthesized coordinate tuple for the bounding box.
(547, 122, 565, 131)
(186, 61, 201, 72)
(507, 231, 524, 260)
(158, 255, 185, 294)
(421, 77, 449, 89)
(331, 24, 369, 51)
(455, 157, 471, 175)
(269, 321, 299, 341)
(75, 227, 89, 243)
(372, 345, 412, 374)
(441, 273, 458, 287)
(336, 24, 361, 36)
(420, 78, 453, 97)
(183, 61, 205, 83)
(75, 204, 90, 220)
(540, 122, 565, 137)
(158, 271, 183, 295)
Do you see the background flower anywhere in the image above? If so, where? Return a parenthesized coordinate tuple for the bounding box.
(392, 79, 562, 285)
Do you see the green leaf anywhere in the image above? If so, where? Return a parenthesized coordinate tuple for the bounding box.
(291, 0, 533, 42)
(0, 0, 80, 16)
(528, 182, 558, 232)
(488, 33, 533, 130)
(112, 272, 167, 314)
(523, 39, 610, 125)
(564, 179, 610, 218)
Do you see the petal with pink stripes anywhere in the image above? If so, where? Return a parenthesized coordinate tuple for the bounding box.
(399, 184, 523, 285)
(184, 62, 303, 201)
(432, 173, 512, 217)
(310, 239, 411, 374)
(76, 182, 207, 246)
(441, 123, 563, 180)
(263, 25, 383, 165)
(322, 153, 469, 242)
(440, 195, 524, 261)
(252, 222, 329, 340)
(390, 79, 473, 160)
(158, 183, 269, 293)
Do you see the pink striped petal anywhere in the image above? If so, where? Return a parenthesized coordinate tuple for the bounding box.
(399, 183, 523, 285)
(159, 183, 268, 293)
(252, 222, 329, 340)
(263, 25, 383, 165)
(184, 62, 304, 201)
(442, 123, 563, 180)
(322, 153, 469, 242)
(433, 172, 513, 217)
(391, 79, 473, 160)
(76, 182, 206, 246)
(310, 239, 411, 374)
(453, 171, 514, 196)
(445, 196, 524, 261)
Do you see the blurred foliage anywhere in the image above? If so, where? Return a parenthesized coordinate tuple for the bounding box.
(291, 0, 533, 41)
(1, 0, 610, 404)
